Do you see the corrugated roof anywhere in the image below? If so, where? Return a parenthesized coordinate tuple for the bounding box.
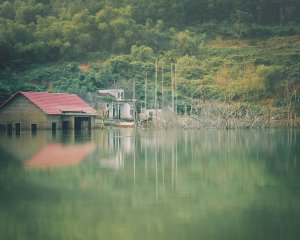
(1, 91, 97, 115)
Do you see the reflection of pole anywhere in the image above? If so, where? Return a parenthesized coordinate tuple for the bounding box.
(162, 139, 165, 193)
(171, 130, 174, 191)
(118, 130, 123, 169)
(145, 139, 148, 179)
(155, 129, 158, 202)
(190, 130, 193, 158)
(185, 130, 188, 154)
(133, 128, 136, 182)
(175, 134, 178, 190)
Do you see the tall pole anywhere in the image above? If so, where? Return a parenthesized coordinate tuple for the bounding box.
(171, 63, 174, 112)
(145, 71, 147, 110)
(174, 63, 177, 115)
(133, 78, 136, 127)
(161, 60, 164, 109)
(155, 58, 158, 129)
(155, 59, 159, 199)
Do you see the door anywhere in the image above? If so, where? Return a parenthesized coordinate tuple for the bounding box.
(52, 122, 57, 131)
(62, 121, 69, 130)
(15, 123, 21, 134)
(7, 123, 13, 135)
(31, 123, 37, 135)
(74, 118, 82, 130)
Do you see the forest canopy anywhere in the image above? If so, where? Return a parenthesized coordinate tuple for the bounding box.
(0, 0, 299, 124)
(1, 0, 300, 66)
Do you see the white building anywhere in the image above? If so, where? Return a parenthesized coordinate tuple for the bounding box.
(98, 89, 133, 120)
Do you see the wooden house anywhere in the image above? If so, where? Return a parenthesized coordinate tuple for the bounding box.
(0, 91, 98, 132)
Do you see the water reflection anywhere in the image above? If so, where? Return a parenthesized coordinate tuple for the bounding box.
(25, 143, 96, 169)
(0, 128, 299, 184)
(0, 128, 299, 240)
(0, 130, 94, 163)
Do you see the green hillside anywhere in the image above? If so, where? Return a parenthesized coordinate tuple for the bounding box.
(0, 0, 299, 126)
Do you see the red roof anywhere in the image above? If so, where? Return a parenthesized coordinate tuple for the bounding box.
(1, 91, 97, 115)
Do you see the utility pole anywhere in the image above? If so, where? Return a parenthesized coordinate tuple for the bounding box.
(133, 78, 136, 127)
(155, 58, 158, 129)
(161, 60, 164, 109)
(174, 63, 177, 115)
(171, 62, 174, 112)
(144, 71, 147, 110)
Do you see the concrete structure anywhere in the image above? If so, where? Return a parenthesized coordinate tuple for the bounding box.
(98, 89, 133, 120)
(0, 91, 98, 132)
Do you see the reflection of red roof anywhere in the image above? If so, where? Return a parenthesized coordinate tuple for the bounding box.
(25, 143, 96, 169)
(1, 91, 97, 115)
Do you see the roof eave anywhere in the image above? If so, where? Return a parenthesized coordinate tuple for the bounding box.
(54, 113, 98, 116)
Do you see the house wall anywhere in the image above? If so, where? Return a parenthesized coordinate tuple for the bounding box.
(108, 103, 114, 119)
(120, 103, 132, 119)
(107, 103, 132, 119)
(0, 94, 48, 130)
(47, 115, 64, 130)
(91, 116, 95, 128)
(48, 115, 95, 129)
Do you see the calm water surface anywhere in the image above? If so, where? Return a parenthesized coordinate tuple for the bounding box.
(0, 128, 299, 240)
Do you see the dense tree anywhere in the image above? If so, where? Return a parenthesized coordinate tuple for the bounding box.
(95, 5, 139, 53)
(0, 0, 299, 118)
(0, 0, 299, 67)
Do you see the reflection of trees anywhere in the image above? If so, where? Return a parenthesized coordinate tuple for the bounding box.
(92, 128, 300, 192)
(107, 128, 300, 210)
(0, 129, 299, 240)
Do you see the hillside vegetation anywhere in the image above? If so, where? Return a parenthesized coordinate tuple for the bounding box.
(0, 0, 299, 126)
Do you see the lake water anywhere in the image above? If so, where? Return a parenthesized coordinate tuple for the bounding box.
(0, 128, 299, 240)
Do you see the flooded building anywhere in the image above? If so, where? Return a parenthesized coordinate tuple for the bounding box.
(0, 91, 98, 132)
(98, 89, 133, 120)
